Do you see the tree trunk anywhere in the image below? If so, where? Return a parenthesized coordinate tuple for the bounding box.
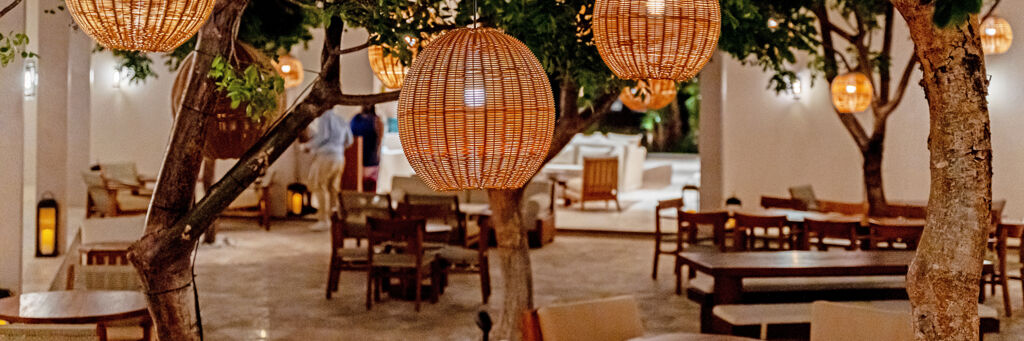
(863, 136, 888, 216)
(201, 157, 217, 244)
(891, 2, 992, 340)
(128, 1, 249, 340)
(487, 188, 532, 341)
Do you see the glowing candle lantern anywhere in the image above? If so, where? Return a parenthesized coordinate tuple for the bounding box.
(287, 183, 311, 216)
(830, 72, 873, 113)
(981, 16, 1013, 55)
(36, 194, 59, 257)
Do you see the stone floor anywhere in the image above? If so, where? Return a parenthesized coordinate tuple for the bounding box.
(195, 219, 1024, 340)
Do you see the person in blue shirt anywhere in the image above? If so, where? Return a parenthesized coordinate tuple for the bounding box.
(349, 104, 384, 191)
(303, 106, 354, 231)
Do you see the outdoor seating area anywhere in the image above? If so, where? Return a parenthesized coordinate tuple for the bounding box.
(2, 0, 1024, 340)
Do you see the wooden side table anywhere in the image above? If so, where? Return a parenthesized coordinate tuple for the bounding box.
(0, 290, 151, 341)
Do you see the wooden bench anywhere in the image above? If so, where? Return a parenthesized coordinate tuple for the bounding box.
(685, 274, 909, 333)
(710, 300, 999, 340)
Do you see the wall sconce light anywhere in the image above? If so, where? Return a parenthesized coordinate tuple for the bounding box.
(112, 66, 135, 89)
(23, 59, 38, 99)
(36, 193, 59, 257)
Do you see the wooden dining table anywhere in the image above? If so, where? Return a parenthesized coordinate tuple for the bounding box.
(0, 290, 151, 339)
(629, 332, 757, 341)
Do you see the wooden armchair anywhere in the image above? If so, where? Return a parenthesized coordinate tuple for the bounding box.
(563, 156, 620, 211)
(675, 211, 729, 294)
(401, 195, 468, 246)
(734, 213, 791, 250)
(98, 162, 155, 196)
(868, 219, 924, 250)
(805, 217, 862, 251)
(366, 217, 441, 312)
(326, 191, 392, 299)
(652, 198, 683, 280)
(82, 171, 149, 218)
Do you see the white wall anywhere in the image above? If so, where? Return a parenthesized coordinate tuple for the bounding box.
(1, 1, 26, 293)
(88, 25, 376, 217)
(719, 6, 1024, 216)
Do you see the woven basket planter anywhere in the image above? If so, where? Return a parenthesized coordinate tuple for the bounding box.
(620, 79, 677, 112)
(593, 0, 721, 81)
(66, 0, 216, 52)
(171, 43, 288, 159)
(981, 16, 1013, 55)
(830, 72, 873, 114)
(397, 27, 555, 191)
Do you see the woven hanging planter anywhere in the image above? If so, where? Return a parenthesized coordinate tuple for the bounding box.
(981, 16, 1013, 55)
(398, 27, 555, 191)
(830, 72, 873, 114)
(274, 54, 304, 89)
(171, 43, 288, 159)
(620, 79, 677, 112)
(66, 0, 216, 52)
(593, 0, 721, 81)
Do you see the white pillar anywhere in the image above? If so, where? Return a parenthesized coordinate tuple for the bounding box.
(699, 53, 725, 210)
(1, 2, 27, 294)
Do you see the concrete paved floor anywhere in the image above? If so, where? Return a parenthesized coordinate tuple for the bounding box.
(195, 219, 1024, 340)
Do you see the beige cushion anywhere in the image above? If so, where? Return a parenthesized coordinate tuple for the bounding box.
(372, 253, 436, 269)
(229, 188, 262, 209)
(810, 301, 913, 341)
(575, 145, 615, 164)
(336, 247, 370, 261)
(536, 295, 645, 341)
(114, 192, 151, 212)
(0, 324, 99, 340)
(436, 247, 479, 264)
(606, 132, 643, 146)
(69, 264, 143, 291)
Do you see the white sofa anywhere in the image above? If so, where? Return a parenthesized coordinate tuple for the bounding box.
(377, 133, 416, 194)
(542, 133, 647, 191)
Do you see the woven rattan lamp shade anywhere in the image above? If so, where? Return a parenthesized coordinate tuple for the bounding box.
(368, 45, 411, 89)
(397, 27, 555, 191)
(66, 0, 215, 52)
(830, 72, 873, 114)
(620, 79, 677, 112)
(981, 16, 1013, 55)
(593, 0, 721, 81)
(274, 55, 304, 89)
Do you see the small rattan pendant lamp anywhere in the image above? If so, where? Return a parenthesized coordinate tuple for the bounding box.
(981, 15, 1013, 55)
(66, 0, 216, 52)
(620, 79, 677, 112)
(368, 45, 411, 89)
(593, 0, 721, 81)
(397, 27, 556, 191)
(830, 72, 874, 114)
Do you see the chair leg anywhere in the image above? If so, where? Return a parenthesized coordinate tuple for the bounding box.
(480, 261, 492, 304)
(414, 270, 423, 312)
(614, 198, 621, 212)
(366, 269, 374, 310)
(97, 323, 109, 341)
(326, 258, 340, 299)
(653, 239, 661, 280)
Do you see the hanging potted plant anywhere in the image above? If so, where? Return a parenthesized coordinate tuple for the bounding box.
(171, 42, 288, 159)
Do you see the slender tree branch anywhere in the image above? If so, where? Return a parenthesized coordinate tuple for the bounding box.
(814, 2, 870, 151)
(0, 0, 22, 19)
(982, 0, 1002, 21)
(337, 41, 371, 55)
(878, 54, 919, 115)
(334, 91, 402, 105)
(879, 4, 895, 103)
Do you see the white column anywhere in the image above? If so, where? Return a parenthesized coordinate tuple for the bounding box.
(699, 53, 725, 210)
(1, 2, 27, 294)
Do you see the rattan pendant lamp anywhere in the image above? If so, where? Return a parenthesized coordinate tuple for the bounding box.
(369, 45, 411, 89)
(397, 27, 556, 191)
(66, 0, 216, 52)
(593, 0, 721, 81)
(620, 79, 677, 112)
(830, 72, 874, 114)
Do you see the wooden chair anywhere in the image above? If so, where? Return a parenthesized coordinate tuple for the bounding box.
(0, 324, 101, 341)
(432, 213, 492, 304)
(868, 220, 924, 250)
(988, 222, 1022, 317)
(521, 295, 645, 341)
(652, 198, 683, 280)
(327, 192, 392, 299)
(82, 249, 130, 265)
(65, 264, 151, 341)
(805, 217, 862, 251)
(675, 211, 730, 295)
(366, 217, 440, 312)
(341, 136, 364, 192)
(760, 196, 801, 210)
(82, 171, 149, 218)
(734, 213, 791, 250)
(563, 156, 620, 211)
(397, 198, 466, 246)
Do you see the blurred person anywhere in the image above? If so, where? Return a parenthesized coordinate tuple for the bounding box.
(349, 104, 384, 191)
(303, 106, 354, 231)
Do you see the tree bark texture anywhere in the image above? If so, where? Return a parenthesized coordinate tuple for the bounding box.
(891, 2, 992, 340)
(128, 1, 250, 340)
(487, 188, 532, 341)
(863, 136, 889, 217)
(201, 157, 217, 244)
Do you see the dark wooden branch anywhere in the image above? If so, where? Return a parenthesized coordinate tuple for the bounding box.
(0, 0, 21, 18)
(983, 0, 1002, 21)
(334, 91, 402, 105)
(814, 2, 870, 151)
(543, 90, 619, 164)
(879, 4, 895, 103)
(337, 41, 371, 55)
(878, 54, 919, 115)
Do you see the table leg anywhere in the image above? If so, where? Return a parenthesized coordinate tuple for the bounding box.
(707, 276, 742, 334)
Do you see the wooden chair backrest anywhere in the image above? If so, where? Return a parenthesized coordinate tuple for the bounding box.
(879, 204, 927, 219)
(83, 250, 130, 265)
(336, 191, 392, 246)
(0, 324, 100, 341)
(404, 194, 460, 212)
(734, 213, 789, 228)
(679, 211, 730, 250)
(366, 217, 426, 259)
(581, 157, 618, 198)
(529, 295, 645, 341)
(760, 196, 801, 210)
(869, 222, 924, 250)
(817, 200, 867, 215)
(67, 264, 143, 291)
(656, 198, 684, 212)
(805, 218, 861, 250)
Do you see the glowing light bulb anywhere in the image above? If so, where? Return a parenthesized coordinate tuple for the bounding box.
(767, 18, 779, 29)
(985, 27, 998, 36)
(464, 88, 485, 108)
(647, 0, 665, 16)
(845, 85, 857, 94)
(280, 64, 292, 73)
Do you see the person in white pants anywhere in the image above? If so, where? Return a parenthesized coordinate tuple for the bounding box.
(304, 107, 354, 231)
